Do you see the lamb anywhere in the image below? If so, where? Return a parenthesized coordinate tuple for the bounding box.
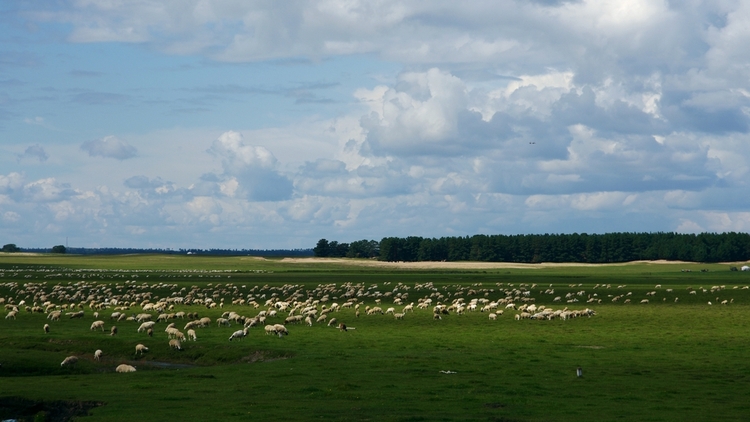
(488, 313, 497, 320)
(228, 328, 248, 341)
(43, 323, 50, 333)
(187, 329, 197, 341)
(61, 356, 78, 367)
(393, 313, 405, 320)
(94, 349, 102, 361)
(116, 364, 136, 373)
(169, 339, 183, 350)
(90, 320, 105, 331)
(135, 344, 149, 355)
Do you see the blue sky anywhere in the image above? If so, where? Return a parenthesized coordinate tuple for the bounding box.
(1, 1, 750, 249)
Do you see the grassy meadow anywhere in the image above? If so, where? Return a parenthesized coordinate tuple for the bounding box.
(1, 254, 750, 421)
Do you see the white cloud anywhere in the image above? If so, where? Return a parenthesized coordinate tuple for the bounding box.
(208, 131, 293, 201)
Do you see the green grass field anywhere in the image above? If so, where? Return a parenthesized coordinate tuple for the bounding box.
(1, 254, 750, 421)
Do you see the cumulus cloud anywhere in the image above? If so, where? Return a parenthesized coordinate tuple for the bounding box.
(208, 131, 293, 201)
(81, 136, 138, 160)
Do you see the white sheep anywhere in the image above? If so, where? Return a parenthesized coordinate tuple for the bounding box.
(488, 313, 497, 320)
(135, 344, 149, 355)
(61, 356, 78, 367)
(94, 349, 102, 361)
(228, 328, 248, 341)
(169, 339, 182, 350)
(273, 324, 288, 337)
(43, 323, 50, 333)
(116, 364, 136, 373)
(90, 320, 105, 331)
(110, 326, 118, 336)
(187, 329, 197, 341)
(137, 321, 156, 333)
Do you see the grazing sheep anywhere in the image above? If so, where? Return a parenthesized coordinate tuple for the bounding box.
(116, 364, 136, 373)
(90, 320, 105, 331)
(187, 329, 197, 341)
(169, 339, 183, 350)
(272, 324, 288, 337)
(488, 313, 497, 320)
(94, 349, 102, 361)
(43, 323, 50, 333)
(137, 321, 156, 333)
(61, 356, 78, 367)
(327, 317, 338, 327)
(147, 328, 153, 337)
(110, 326, 118, 336)
(68, 311, 84, 319)
(5, 310, 17, 320)
(228, 328, 248, 341)
(135, 344, 149, 355)
(640, 299, 649, 304)
(393, 313, 405, 320)
(264, 324, 276, 335)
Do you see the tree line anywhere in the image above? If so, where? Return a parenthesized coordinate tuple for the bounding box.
(314, 232, 750, 263)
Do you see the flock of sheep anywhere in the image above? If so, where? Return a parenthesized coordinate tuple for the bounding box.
(9, 275, 746, 373)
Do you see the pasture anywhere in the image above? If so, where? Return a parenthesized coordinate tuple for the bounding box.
(1, 254, 750, 421)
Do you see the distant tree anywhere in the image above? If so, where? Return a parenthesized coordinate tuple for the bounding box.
(313, 239, 330, 257)
(2, 244, 20, 253)
(51, 245, 67, 254)
(347, 239, 379, 258)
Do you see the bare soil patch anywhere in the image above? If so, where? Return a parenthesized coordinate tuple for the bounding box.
(278, 257, 702, 270)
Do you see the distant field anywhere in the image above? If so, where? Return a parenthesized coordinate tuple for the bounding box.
(1, 254, 750, 421)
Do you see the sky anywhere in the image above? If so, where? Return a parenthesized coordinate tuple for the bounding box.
(1, 0, 750, 250)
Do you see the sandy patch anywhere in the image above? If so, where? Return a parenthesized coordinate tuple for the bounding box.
(277, 257, 703, 270)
